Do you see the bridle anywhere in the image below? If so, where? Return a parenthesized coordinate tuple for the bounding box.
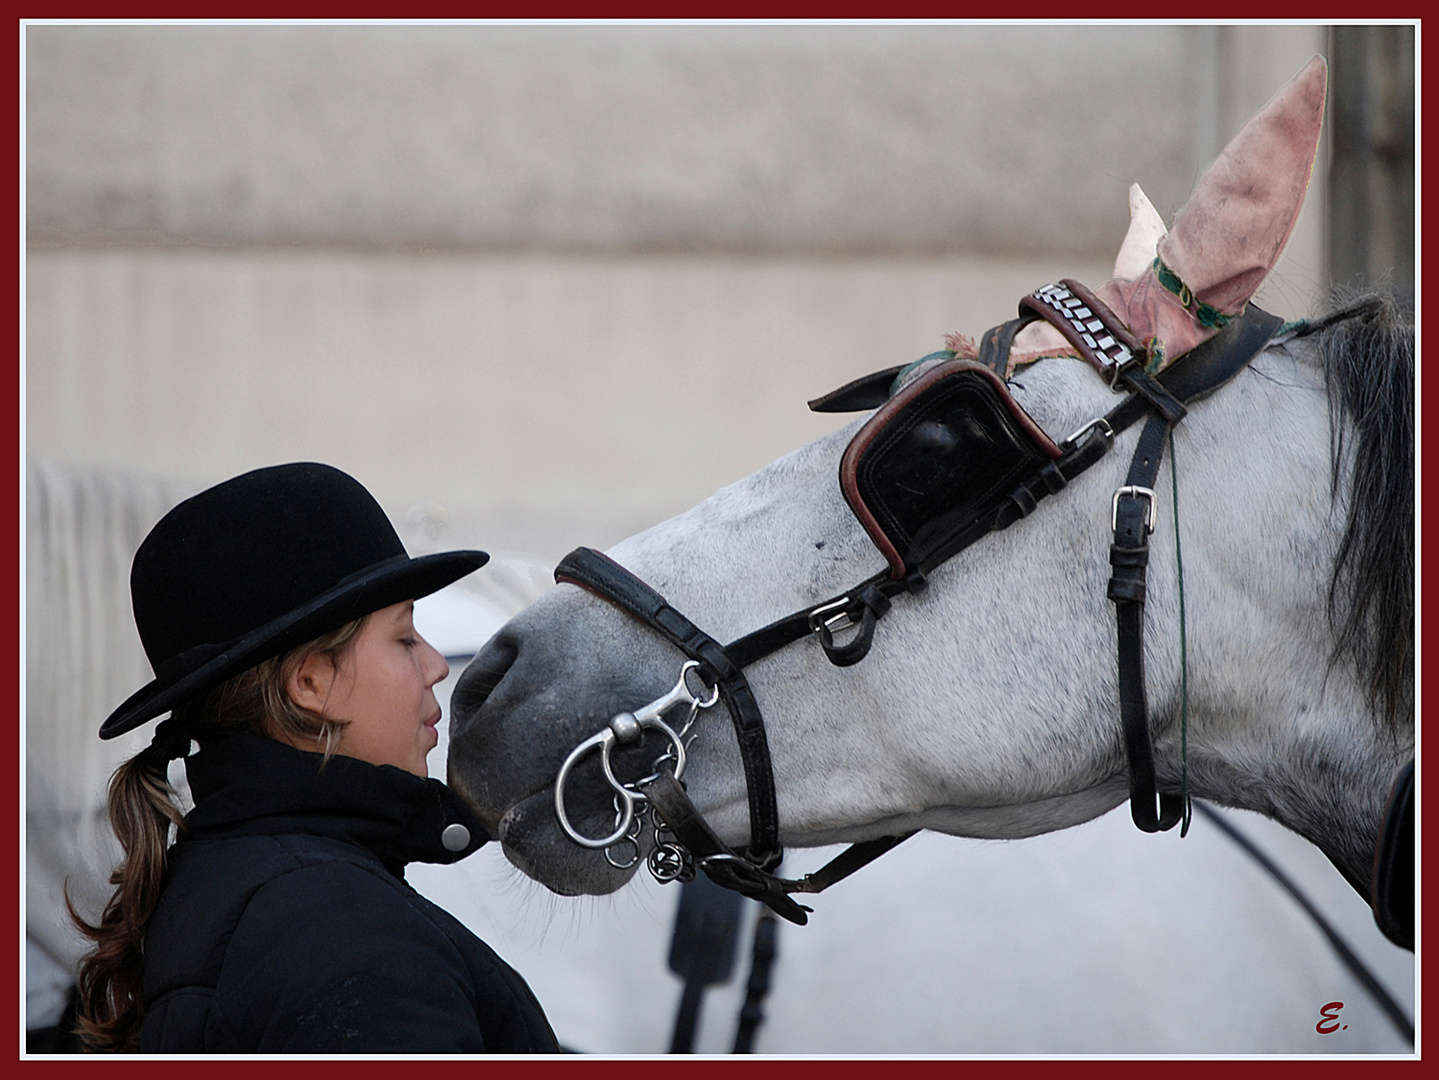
(551, 279, 1288, 925)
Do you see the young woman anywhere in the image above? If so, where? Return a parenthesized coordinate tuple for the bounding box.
(70, 462, 559, 1054)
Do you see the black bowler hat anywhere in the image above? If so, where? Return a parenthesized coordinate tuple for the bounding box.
(99, 462, 488, 740)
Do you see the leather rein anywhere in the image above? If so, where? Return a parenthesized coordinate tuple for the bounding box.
(554, 281, 1288, 925)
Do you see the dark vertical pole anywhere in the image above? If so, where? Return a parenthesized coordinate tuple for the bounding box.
(732, 910, 779, 1054)
(666, 873, 742, 1053)
(1327, 25, 1415, 307)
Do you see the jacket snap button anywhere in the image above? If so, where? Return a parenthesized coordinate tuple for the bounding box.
(441, 823, 471, 852)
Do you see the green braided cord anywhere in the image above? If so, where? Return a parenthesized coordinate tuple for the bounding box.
(1276, 318, 1311, 337)
(1152, 257, 1234, 329)
(890, 350, 955, 396)
(1144, 340, 1165, 375)
(1169, 429, 1193, 837)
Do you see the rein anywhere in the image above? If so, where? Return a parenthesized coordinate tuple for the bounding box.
(553, 281, 1285, 925)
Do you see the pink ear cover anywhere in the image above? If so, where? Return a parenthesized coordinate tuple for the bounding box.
(1098, 55, 1328, 366)
(1006, 55, 1328, 372)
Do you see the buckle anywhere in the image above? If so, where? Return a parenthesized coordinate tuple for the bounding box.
(1111, 485, 1157, 534)
(807, 596, 855, 635)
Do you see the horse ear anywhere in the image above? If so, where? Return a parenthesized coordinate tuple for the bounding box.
(1097, 55, 1328, 366)
(1111, 183, 1168, 281)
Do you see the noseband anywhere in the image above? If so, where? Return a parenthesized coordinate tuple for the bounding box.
(553, 281, 1283, 924)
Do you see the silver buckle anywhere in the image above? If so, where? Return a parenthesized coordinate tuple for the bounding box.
(1111, 486, 1157, 534)
(807, 597, 854, 635)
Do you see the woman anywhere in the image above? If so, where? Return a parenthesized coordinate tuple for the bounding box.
(70, 462, 559, 1054)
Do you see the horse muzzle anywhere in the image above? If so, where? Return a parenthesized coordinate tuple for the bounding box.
(446, 619, 686, 896)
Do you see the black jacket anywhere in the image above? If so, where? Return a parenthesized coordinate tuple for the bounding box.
(140, 732, 558, 1054)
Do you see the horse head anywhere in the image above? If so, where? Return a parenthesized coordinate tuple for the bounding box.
(446, 56, 1413, 946)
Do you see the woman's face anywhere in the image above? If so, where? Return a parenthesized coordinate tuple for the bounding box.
(289, 600, 450, 777)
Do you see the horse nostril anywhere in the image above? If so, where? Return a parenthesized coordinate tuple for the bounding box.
(451, 635, 520, 724)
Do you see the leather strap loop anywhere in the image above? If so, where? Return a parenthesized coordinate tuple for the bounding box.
(816, 604, 879, 667)
(1006, 483, 1039, 520)
(1116, 365, 1188, 425)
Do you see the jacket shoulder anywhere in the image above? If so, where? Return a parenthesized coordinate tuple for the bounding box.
(146, 832, 555, 1053)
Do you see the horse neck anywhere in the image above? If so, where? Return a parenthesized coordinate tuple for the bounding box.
(1141, 339, 1411, 890)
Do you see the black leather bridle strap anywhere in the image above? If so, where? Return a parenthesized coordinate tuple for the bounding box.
(641, 769, 812, 923)
(640, 768, 917, 925)
(1108, 414, 1186, 832)
(784, 831, 918, 894)
(555, 547, 782, 864)
(977, 316, 1032, 376)
(725, 572, 906, 670)
(1097, 309, 1281, 832)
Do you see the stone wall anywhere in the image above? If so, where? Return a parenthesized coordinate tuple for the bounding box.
(24, 23, 1330, 557)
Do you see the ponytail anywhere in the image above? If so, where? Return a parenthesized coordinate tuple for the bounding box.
(67, 738, 184, 1051)
(68, 616, 367, 1051)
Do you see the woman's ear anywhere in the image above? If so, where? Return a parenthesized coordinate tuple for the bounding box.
(286, 650, 338, 716)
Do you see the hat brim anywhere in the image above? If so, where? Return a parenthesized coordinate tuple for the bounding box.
(99, 549, 489, 740)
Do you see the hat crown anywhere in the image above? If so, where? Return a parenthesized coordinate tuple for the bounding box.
(131, 463, 405, 671)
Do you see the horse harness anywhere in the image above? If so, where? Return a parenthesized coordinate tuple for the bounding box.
(549, 280, 1406, 942)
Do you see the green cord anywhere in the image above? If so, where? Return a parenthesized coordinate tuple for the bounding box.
(1152, 257, 1234, 329)
(1169, 429, 1193, 837)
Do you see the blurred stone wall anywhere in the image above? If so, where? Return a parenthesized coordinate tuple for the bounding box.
(24, 23, 1330, 560)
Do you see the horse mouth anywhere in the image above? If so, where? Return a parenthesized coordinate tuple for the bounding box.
(446, 593, 699, 898)
(452, 784, 636, 897)
(446, 641, 646, 897)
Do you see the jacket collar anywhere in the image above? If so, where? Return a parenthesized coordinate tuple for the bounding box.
(182, 731, 489, 876)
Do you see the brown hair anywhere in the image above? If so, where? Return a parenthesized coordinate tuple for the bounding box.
(67, 616, 368, 1052)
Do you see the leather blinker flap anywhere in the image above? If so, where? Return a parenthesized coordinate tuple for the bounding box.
(840, 360, 1061, 579)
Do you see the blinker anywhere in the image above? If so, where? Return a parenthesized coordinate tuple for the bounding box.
(838, 360, 1061, 580)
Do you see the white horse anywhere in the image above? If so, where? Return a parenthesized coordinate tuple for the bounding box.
(25, 455, 1414, 1054)
(444, 55, 1415, 1047)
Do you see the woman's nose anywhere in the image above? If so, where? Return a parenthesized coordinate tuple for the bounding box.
(420, 635, 450, 686)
